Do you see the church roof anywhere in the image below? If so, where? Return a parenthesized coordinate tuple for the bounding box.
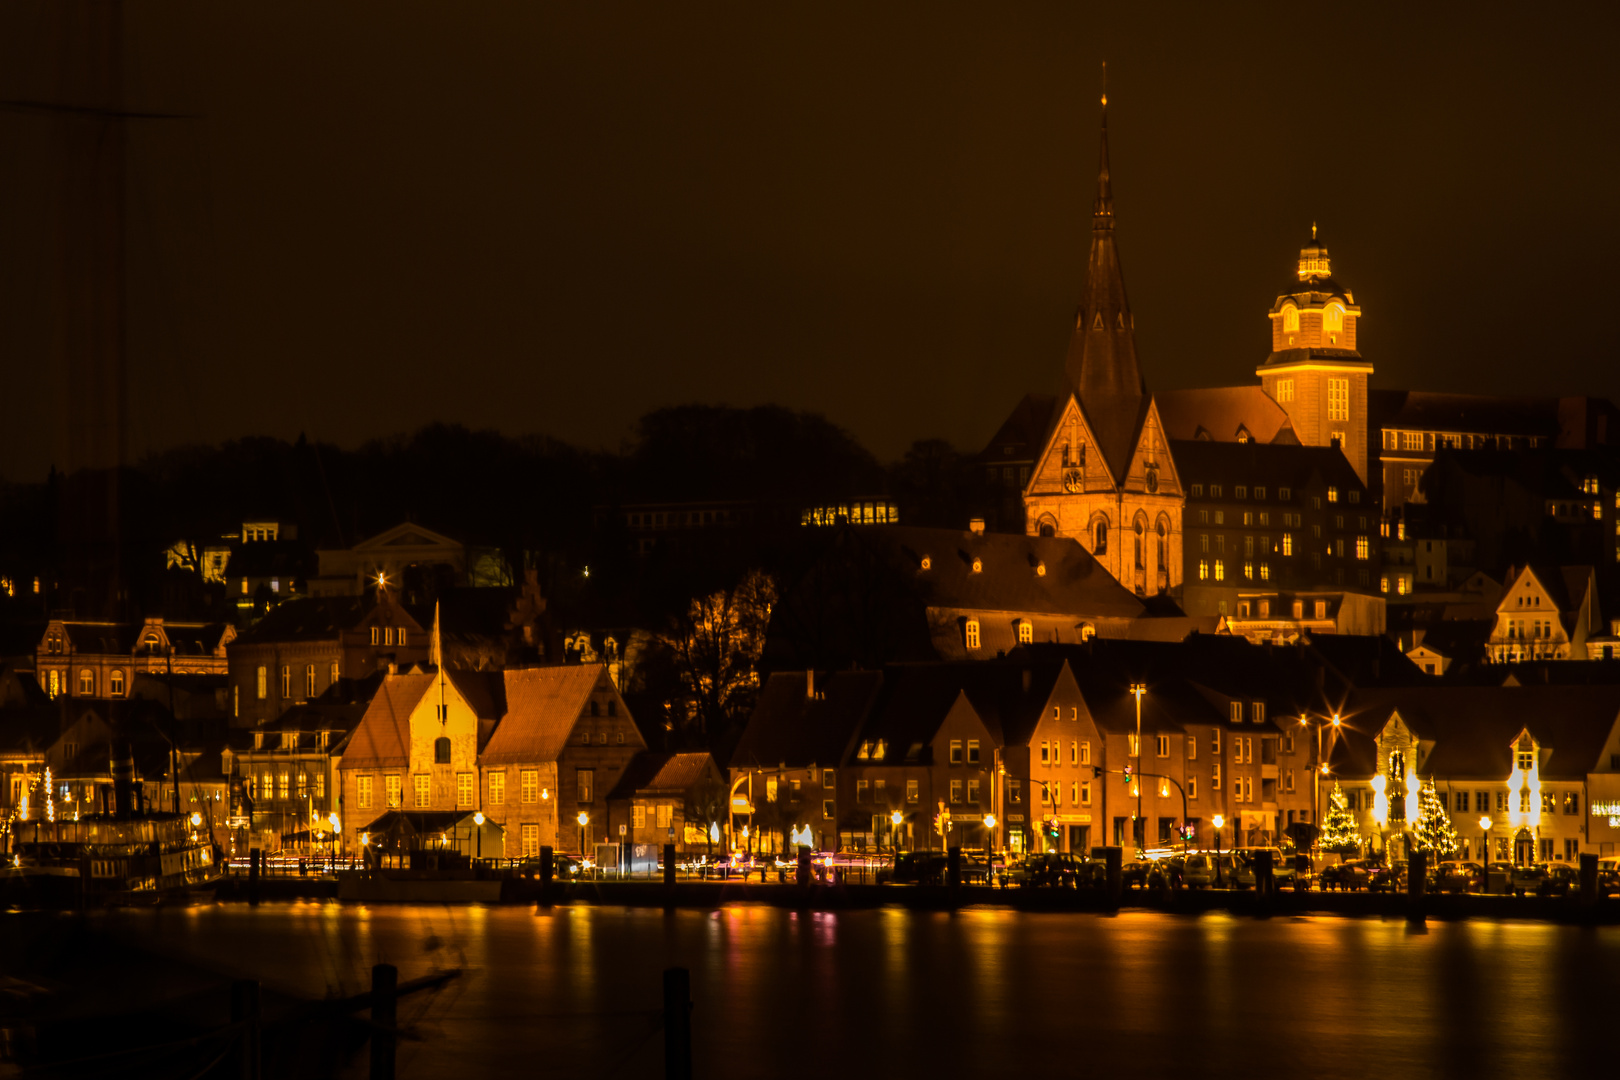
(1062, 89, 1149, 481)
(1155, 386, 1295, 444)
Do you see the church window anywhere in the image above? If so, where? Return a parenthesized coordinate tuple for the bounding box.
(1324, 303, 1344, 333)
(1198, 560, 1209, 581)
(1277, 379, 1294, 403)
(1156, 522, 1166, 578)
(1328, 379, 1349, 421)
(965, 620, 981, 650)
(1093, 520, 1108, 555)
(1214, 560, 1225, 582)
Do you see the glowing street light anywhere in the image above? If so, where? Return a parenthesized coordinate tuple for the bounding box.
(1130, 683, 1146, 851)
(190, 811, 203, 828)
(1212, 813, 1226, 887)
(473, 811, 485, 825)
(1479, 815, 1493, 893)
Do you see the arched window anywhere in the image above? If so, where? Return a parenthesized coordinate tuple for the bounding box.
(965, 620, 981, 650)
(1038, 522, 1056, 537)
(79, 669, 94, 696)
(1134, 520, 1145, 571)
(109, 669, 125, 697)
(1156, 521, 1167, 584)
(590, 699, 601, 717)
(1283, 305, 1299, 334)
(1324, 303, 1344, 333)
(1079, 622, 1096, 642)
(1018, 620, 1033, 645)
(1093, 520, 1108, 555)
(434, 737, 452, 764)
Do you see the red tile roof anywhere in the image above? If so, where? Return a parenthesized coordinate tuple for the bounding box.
(480, 664, 606, 765)
(340, 673, 432, 770)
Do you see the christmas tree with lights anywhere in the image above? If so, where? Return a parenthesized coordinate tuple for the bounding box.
(1321, 782, 1361, 855)
(1412, 777, 1459, 859)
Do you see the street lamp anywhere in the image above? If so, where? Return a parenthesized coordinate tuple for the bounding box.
(473, 811, 485, 859)
(1479, 815, 1492, 893)
(1130, 683, 1146, 852)
(577, 810, 589, 856)
(1212, 813, 1226, 887)
(890, 809, 904, 855)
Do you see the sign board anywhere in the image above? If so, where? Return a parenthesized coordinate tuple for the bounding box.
(1007, 815, 1025, 823)
(1057, 813, 1093, 824)
(618, 824, 627, 837)
(627, 843, 660, 875)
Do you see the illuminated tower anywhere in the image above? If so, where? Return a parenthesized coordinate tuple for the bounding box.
(1024, 78, 1183, 597)
(1256, 228, 1371, 483)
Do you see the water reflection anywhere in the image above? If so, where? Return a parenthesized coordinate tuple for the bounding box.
(106, 904, 1618, 1079)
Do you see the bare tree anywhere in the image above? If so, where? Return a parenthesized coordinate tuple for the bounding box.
(658, 570, 777, 740)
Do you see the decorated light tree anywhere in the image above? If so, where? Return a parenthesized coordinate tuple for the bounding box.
(1320, 782, 1362, 856)
(1412, 777, 1459, 859)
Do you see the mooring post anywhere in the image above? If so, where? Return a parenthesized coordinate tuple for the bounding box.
(1105, 846, 1123, 911)
(1579, 852, 1598, 909)
(663, 843, 676, 888)
(1407, 850, 1428, 925)
(796, 846, 811, 888)
(539, 845, 554, 892)
(664, 966, 692, 1080)
(371, 963, 397, 1080)
(248, 848, 261, 907)
(230, 978, 261, 1080)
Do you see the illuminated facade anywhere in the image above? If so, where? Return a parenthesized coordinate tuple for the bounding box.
(1255, 228, 1372, 486)
(35, 617, 234, 701)
(1485, 564, 1601, 663)
(1021, 92, 1183, 597)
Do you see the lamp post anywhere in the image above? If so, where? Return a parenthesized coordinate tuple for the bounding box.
(983, 813, 997, 862)
(1478, 815, 1491, 894)
(473, 811, 484, 860)
(1212, 814, 1225, 886)
(890, 809, 904, 856)
(577, 811, 589, 857)
(1130, 683, 1146, 853)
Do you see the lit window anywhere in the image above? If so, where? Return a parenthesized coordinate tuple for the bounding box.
(1018, 620, 1033, 645)
(1356, 536, 1370, 559)
(305, 665, 316, 699)
(1278, 378, 1294, 402)
(413, 774, 430, 808)
(489, 771, 505, 805)
(965, 620, 981, 650)
(521, 770, 538, 803)
(385, 774, 401, 808)
(1259, 562, 1270, 581)
(1328, 378, 1348, 421)
(1214, 559, 1225, 582)
(358, 775, 373, 809)
(1282, 534, 1293, 556)
(79, 669, 94, 695)
(109, 669, 125, 696)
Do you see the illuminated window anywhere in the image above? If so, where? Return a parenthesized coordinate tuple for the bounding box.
(1324, 303, 1344, 335)
(521, 770, 538, 803)
(1018, 620, 1033, 645)
(1260, 562, 1270, 580)
(358, 775, 373, 809)
(1356, 536, 1370, 559)
(305, 665, 316, 699)
(1244, 561, 1254, 579)
(79, 669, 94, 695)
(456, 773, 474, 808)
(279, 773, 290, 800)
(385, 774, 401, 808)
(109, 669, 124, 696)
(489, 771, 505, 805)
(1282, 534, 1293, 556)
(964, 620, 981, 650)
(1214, 559, 1225, 581)
(1328, 378, 1349, 421)
(521, 824, 539, 858)
(413, 774, 429, 808)
(1278, 378, 1294, 403)
(1282, 306, 1299, 333)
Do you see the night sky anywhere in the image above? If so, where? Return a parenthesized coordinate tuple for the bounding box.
(2, 2, 1617, 482)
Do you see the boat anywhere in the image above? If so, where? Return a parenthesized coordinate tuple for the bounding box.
(2, 749, 223, 909)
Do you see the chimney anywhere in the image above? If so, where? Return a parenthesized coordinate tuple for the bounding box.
(806, 669, 816, 700)
(110, 742, 135, 817)
(968, 518, 985, 535)
(388, 661, 399, 675)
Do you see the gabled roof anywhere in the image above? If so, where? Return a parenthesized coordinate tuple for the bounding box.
(480, 664, 607, 765)
(348, 521, 465, 553)
(1331, 686, 1620, 781)
(340, 673, 433, 769)
(980, 394, 1061, 465)
(732, 670, 883, 770)
(877, 525, 1145, 620)
(1155, 387, 1296, 445)
(606, 751, 718, 800)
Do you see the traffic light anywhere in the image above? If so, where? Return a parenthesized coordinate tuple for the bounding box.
(1122, 763, 1132, 783)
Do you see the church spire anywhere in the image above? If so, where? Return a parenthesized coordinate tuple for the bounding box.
(1064, 65, 1146, 480)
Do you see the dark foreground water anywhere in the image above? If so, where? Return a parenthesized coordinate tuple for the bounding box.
(99, 902, 1618, 1079)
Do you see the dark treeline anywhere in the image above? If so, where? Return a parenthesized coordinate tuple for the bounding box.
(0, 405, 995, 634)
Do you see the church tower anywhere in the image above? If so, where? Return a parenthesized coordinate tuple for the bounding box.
(1257, 228, 1372, 483)
(1024, 81, 1183, 597)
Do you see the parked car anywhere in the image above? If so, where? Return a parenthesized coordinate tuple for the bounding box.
(1183, 853, 1218, 888)
(878, 852, 988, 886)
(1508, 863, 1549, 897)
(1435, 861, 1483, 893)
(1599, 856, 1620, 897)
(1537, 863, 1579, 897)
(1009, 852, 1087, 888)
(1367, 861, 1408, 893)
(1227, 849, 1298, 890)
(1320, 859, 1374, 891)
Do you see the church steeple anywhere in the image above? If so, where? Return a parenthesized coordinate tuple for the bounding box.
(1064, 66, 1146, 479)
